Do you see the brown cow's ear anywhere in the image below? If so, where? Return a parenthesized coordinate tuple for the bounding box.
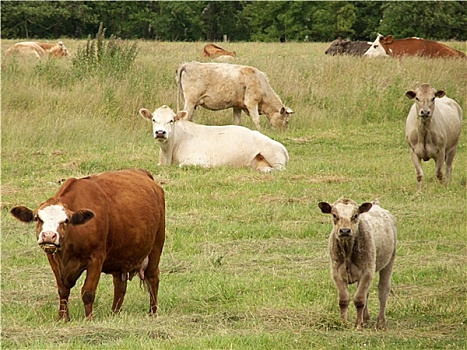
(318, 202, 332, 214)
(405, 91, 416, 99)
(359, 203, 372, 214)
(139, 108, 153, 120)
(70, 210, 95, 225)
(175, 111, 187, 121)
(435, 90, 446, 98)
(10, 206, 35, 223)
(384, 35, 393, 44)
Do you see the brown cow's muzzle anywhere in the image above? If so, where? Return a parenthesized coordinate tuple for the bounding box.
(40, 243, 60, 254)
(38, 231, 60, 254)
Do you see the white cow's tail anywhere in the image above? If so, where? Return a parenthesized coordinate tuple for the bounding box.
(176, 64, 187, 112)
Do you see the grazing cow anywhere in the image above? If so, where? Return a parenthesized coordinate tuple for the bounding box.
(318, 198, 397, 330)
(10, 169, 165, 321)
(139, 105, 289, 172)
(325, 37, 371, 56)
(6, 41, 70, 58)
(176, 62, 293, 130)
(364, 34, 466, 58)
(203, 43, 236, 59)
(405, 84, 463, 191)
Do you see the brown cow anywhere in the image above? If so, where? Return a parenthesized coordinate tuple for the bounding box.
(10, 169, 165, 321)
(203, 43, 236, 59)
(364, 34, 466, 58)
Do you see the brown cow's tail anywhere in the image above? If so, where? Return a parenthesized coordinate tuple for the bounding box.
(176, 64, 187, 112)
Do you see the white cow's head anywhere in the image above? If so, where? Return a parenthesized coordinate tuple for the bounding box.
(10, 201, 95, 254)
(405, 83, 446, 120)
(318, 198, 372, 240)
(364, 34, 389, 57)
(139, 105, 187, 143)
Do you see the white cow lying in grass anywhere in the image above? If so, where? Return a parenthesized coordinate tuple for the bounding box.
(318, 198, 397, 330)
(405, 83, 463, 191)
(139, 105, 289, 172)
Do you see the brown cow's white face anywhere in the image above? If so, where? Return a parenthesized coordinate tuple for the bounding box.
(405, 84, 446, 120)
(364, 34, 388, 57)
(36, 205, 69, 253)
(10, 203, 95, 254)
(319, 199, 372, 239)
(139, 106, 187, 143)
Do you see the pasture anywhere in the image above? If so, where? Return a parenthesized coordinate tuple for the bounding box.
(1, 40, 466, 349)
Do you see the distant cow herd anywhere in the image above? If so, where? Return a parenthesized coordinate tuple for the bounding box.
(6, 33, 464, 329)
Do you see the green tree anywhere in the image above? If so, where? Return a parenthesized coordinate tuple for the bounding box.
(379, 1, 467, 40)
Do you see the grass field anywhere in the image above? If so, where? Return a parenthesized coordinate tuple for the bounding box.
(1, 39, 466, 349)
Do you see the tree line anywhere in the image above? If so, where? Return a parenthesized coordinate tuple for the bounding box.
(2, 1, 466, 42)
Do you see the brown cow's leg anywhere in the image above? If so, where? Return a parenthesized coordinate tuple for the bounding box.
(58, 286, 71, 321)
(111, 272, 127, 313)
(46, 254, 71, 321)
(81, 263, 103, 319)
(145, 245, 164, 315)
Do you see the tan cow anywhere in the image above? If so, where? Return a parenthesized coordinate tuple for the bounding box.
(405, 84, 463, 190)
(5, 41, 70, 58)
(139, 105, 289, 172)
(5, 42, 46, 58)
(319, 198, 397, 330)
(203, 43, 236, 59)
(176, 62, 293, 130)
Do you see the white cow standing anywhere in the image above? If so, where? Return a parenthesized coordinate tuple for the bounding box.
(176, 62, 293, 130)
(405, 83, 463, 191)
(139, 105, 289, 172)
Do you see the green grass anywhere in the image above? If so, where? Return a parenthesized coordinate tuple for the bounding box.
(1, 40, 466, 349)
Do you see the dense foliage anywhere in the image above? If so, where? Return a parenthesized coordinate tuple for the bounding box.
(2, 1, 466, 41)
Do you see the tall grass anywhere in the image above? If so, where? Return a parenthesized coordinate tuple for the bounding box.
(1, 40, 466, 349)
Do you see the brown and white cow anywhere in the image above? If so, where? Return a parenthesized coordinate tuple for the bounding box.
(10, 169, 165, 321)
(405, 84, 463, 191)
(325, 37, 371, 56)
(139, 105, 289, 172)
(6, 41, 70, 58)
(203, 43, 236, 59)
(176, 62, 293, 130)
(364, 34, 466, 58)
